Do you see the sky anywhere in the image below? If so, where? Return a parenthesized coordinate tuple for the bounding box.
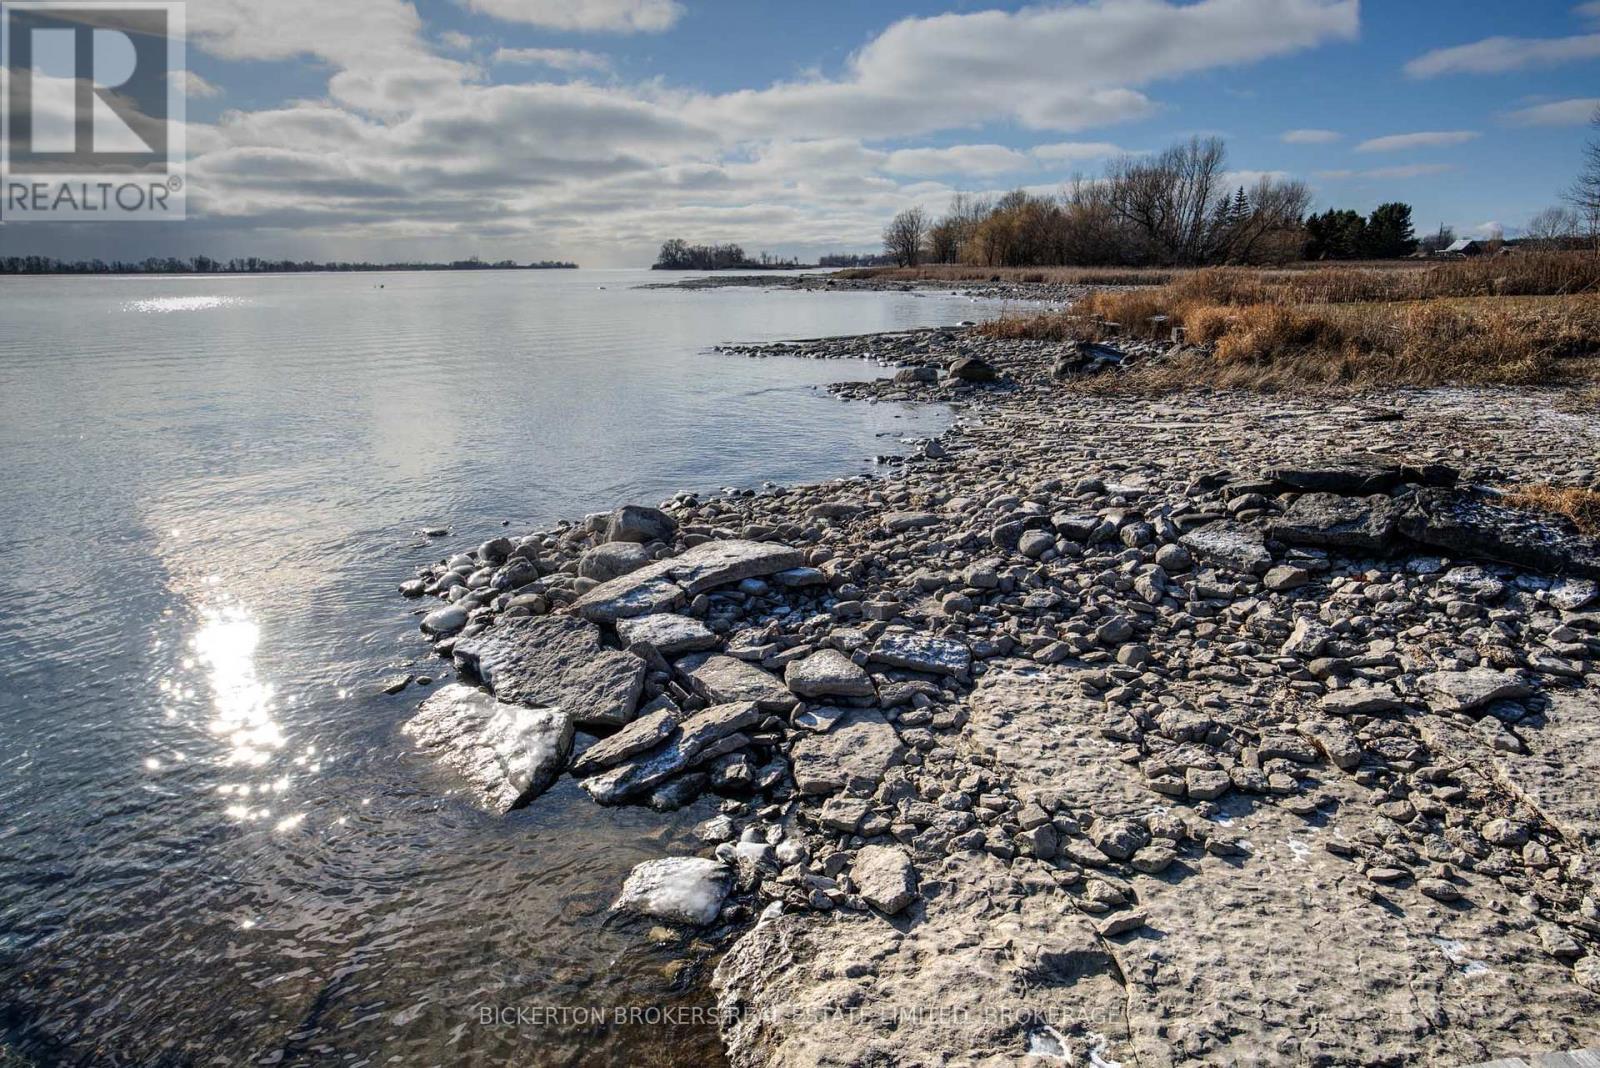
(3, 0, 1599, 266)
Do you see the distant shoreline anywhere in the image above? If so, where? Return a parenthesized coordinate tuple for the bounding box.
(0, 261, 578, 278)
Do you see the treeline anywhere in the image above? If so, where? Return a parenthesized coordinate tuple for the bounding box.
(1303, 204, 1420, 259)
(652, 239, 804, 270)
(0, 256, 577, 275)
(818, 252, 895, 268)
(882, 135, 1431, 269)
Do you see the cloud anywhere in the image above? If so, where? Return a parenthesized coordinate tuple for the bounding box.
(1502, 97, 1600, 126)
(439, 31, 475, 51)
(492, 47, 612, 72)
(1355, 130, 1479, 153)
(1578, 1, 1600, 19)
(883, 144, 1030, 176)
(1405, 33, 1600, 77)
(1316, 163, 1455, 180)
(1029, 141, 1130, 162)
(1471, 220, 1504, 239)
(1281, 128, 1341, 144)
(173, 70, 222, 99)
(462, 0, 684, 33)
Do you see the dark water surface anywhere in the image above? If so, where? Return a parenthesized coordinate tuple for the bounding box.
(0, 270, 991, 1066)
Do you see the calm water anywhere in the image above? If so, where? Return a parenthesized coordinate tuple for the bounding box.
(0, 270, 991, 1066)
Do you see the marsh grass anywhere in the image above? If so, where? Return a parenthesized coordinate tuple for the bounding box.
(1502, 484, 1600, 536)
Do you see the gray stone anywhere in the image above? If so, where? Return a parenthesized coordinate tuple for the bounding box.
(850, 846, 918, 915)
(1089, 817, 1149, 861)
(689, 655, 795, 711)
(568, 698, 682, 776)
(882, 511, 939, 533)
(577, 541, 652, 582)
(947, 356, 998, 383)
(1282, 617, 1332, 658)
(579, 702, 760, 804)
(791, 708, 905, 796)
(1018, 530, 1055, 559)
(869, 632, 972, 677)
(615, 613, 718, 656)
(403, 683, 573, 813)
(1320, 687, 1404, 716)
(1180, 522, 1272, 576)
(454, 615, 646, 728)
(1419, 669, 1534, 713)
(604, 504, 677, 545)
(571, 540, 805, 622)
(785, 649, 874, 699)
(613, 857, 730, 925)
(1400, 488, 1600, 579)
(421, 603, 469, 635)
(1269, 493, 1400, 553)
(1263, 565, 1311, 591)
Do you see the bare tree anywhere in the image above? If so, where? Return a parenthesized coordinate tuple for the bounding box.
(1107, 136, 1230, 265)
(883, 206, 928, 267)
(1525, 205, 1579, 249)
(1215, 177, 1313, 264)
(1566, 106, 1600, 252)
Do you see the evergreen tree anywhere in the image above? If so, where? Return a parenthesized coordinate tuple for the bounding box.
(1361, 202, 1418, 258)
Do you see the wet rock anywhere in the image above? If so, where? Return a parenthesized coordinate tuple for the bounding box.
(403, 683, 573, 813)
(568, 698, 682, 776)
(850, 846, 918, 915)
(454, 615, 646, 728)
(785, 649, 874, 699)
(571, 540, 804, 622)
(421, 603, 470, 636)
(613, 857, 730, 926)
(791, 708, 905, 796)
(1401, 488, 1600, 578)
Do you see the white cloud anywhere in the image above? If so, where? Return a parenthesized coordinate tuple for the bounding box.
(1502, 97, 1600, 126)
(1577, 1, 1600, 19)
(493, 47, 612, 72)
(463, 0, 684, 33)
(1355, 130, 1479, 153)
(883, 144, 1030, 176)
(1316, 163, 1455, 180)
(1405, 33, 1600, 77)
(1471, 220, 1504, 239)
(1029, 141, 1130, 162)
(439, 31, 475, 51)
(173, 70, 222, 99)
(1281, 128, 1341, 144)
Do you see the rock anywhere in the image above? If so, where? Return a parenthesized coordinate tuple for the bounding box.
(403, 683, 573, 813)
(1549, 577, 1599, 611)
(1418, 669, 1534, 713)
(1400, 488, 1600, 578)
(695, 814, 736, 843)
(790, 708, 905, 796)
(1154, 543, 1193, 572)
(1180, 522, 1272, 576)
(946, 356, 998, 383)
(1265, 456, 1420, 496)
(1088, 817, 1149, 861)
(1576, 956, 1600, 993)
(1263, 565, 1310, 592)
(615, 613, 718, 656)
(1018, 530, 1055, 559)
(1417, 878, 1462, 902)
(1481, 818, 1530, 848)
(577, 541, 652, 582)
(1097, 911, 1148, 937)
(1320, 687, 1404, 716)
(882, 511, 939, 533)
(613, 857, 730, 926)
(1281, 617, 1332, 658)
(1300, 719, 1362, 771)
(571, 540, 805, 622)
(648, 774, 708, 811)
(1268, 493, 1400, 553)
(454, 615, 646, 728)
(421, 603, 469, 635)
(1185, 767, 1231, 801)
(604, 505, 677, 545)
(869, 632, 972, 677)
(579, 702, 760, 804)
(894, 365, 938, 384)
(568, 698, 682, 776)
(688, 655, 796, 711)
(784, 649, 875, 699)
(850, 846, 918, 915)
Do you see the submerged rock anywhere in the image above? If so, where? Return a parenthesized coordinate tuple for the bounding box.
(613, 857, 730, 926)
(403, 683, 573, 813)
(454, 615, 646, 728)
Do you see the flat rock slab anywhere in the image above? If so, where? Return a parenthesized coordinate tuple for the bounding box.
(579, 701, 759, 805)
(868, 632, 971, 677)
(1420, 668, 1535, 713)
(687, 654, 795, 711)
(570, 540, 804, 622)
(613, 857, 730, 926)
(784, 648, 874, 698)
(1181, 521, 1272, 576)
(403, 683, 573, 813)
(1265, 455, 1455, 495)
(615, 613, 717, 656)
(850, 845, 918, 915)
(790, 708, 905, 796)
(1269, 492, 1400, 552)
(1488, 688, 1600, 856)
(1401, 489, 1600, 579)
(567, 699, 682, 777)
(454, 615, 645, 728)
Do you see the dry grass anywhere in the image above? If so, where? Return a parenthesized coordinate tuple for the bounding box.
(832, 264, 1175, 286)
(1503, 484, 1600, 535)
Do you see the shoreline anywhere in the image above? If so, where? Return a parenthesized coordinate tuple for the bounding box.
(395, 300, 1600, 1065)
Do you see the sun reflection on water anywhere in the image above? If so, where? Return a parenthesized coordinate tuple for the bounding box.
(191, 605, 284, 768)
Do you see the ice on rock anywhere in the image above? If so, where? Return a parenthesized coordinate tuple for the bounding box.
(612, 857, 731, 926)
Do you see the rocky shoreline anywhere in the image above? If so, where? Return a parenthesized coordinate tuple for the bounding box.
(395, 314, 1600, 1066)
(639, 271, 1089, 305)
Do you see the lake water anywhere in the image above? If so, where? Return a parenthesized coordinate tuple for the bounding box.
(0, 269, 992, 1066)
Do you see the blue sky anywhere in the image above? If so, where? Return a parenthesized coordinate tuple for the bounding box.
(7, 0, 1600, 265)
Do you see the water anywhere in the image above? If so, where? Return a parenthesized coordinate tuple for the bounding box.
(0, 269, 992, 1066)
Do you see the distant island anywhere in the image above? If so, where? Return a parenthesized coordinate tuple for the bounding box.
(652, 240, 809, 271)
(0, 256, 577, 276)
